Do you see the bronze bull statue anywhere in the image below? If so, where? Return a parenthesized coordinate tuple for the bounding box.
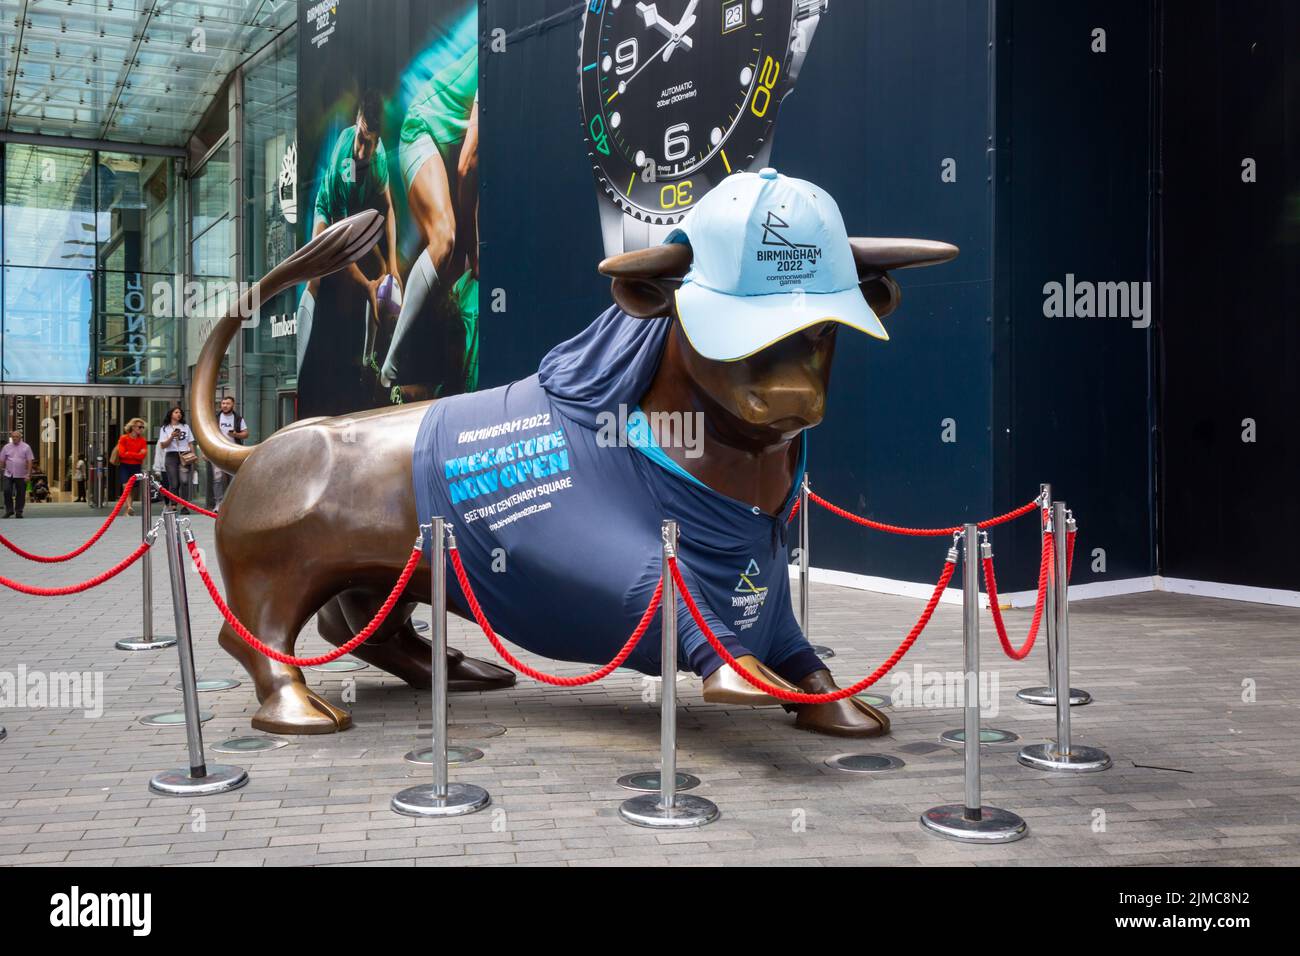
(192, 199, 956, 737)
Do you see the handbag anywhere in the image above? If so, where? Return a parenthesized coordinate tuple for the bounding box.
(180, 449, 199, 467)
(109, 445, 120, 467)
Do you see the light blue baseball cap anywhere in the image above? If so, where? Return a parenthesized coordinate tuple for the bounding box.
(664, 168, 885, 362)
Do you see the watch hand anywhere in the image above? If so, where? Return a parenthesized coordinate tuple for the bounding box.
(636, 2, 693, 51)
(662, 0, 699, 62)
(608, 33, 676, 102)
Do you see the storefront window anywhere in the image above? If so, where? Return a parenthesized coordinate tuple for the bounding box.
(96, 271, 180, 385)
(97, 152, 179, 276)
(3, 145, 97, 271)
(190, 144, 233, 278)
(2, 267, 94, 382)
(0, 144, 182, 385)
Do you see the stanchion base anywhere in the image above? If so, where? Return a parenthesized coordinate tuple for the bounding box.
(0, 727, 6, 741)
(140, 711, 213, 727)
(115, 636, 177, 651)
(411, 619, 429, 633)
(182, 678, 241, 692)
(619, 793, 719, 829)
(212, 736, 288, 754)
(391, 782, 490, 817)
(825, 753, 905, 773)
(449, 721, 507, 740)
(403, 746, 484, 766)
(149, 764, 249, 796)
(810, 644, 836, 660)
(616, 771, 700, 792)
(1018, 742, 1112, 773)
(920, 804, 1028, 843)
(939, 728, 1020, 746)
(1016, 686, 1092, 706)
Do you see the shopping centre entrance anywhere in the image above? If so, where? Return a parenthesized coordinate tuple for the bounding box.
(1, 389, 180, 512)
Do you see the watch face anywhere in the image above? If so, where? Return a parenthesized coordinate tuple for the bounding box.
(580, 0, 796, 225)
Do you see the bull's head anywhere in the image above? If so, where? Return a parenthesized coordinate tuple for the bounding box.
(599, 237, 959, 449)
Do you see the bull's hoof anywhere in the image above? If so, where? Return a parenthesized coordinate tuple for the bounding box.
(701, 655, 801, 706)
(791, 669, 890, 738)
(447, 646, 516, 692)
(251, 685, 353, 735)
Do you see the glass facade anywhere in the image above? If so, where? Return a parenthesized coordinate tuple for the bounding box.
(241, 31, 298, 442)
(0, 144, 182, 385)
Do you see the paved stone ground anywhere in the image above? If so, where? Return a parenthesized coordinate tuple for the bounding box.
(1, 515, 1298, 867)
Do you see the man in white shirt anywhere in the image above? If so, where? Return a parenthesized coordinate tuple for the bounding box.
(2, 429, 36, 518)
(213, 396, 248, 508)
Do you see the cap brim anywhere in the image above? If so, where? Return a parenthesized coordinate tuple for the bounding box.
(673, 284, 888, 362)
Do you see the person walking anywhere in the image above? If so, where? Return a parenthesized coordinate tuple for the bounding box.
(158, 406, 196, 512)
(114, 418, 149, 516)
(73, 455, 87, 501)
(213, 396, 248, 509)
(1, 429, 36, 518)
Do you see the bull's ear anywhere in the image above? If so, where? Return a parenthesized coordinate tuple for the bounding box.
(849, 238, 958, 320)
(599, 243, 693, 319)
(863, 273, 902, 319)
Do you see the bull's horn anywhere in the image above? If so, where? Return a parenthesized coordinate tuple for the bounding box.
(598, 242, 693, 280)
(850, 238, 959, 275)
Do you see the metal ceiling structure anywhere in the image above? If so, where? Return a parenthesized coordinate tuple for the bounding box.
(0, 0, 296, 148)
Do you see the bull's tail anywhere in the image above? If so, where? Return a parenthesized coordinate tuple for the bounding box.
(191, 210, 385, 475)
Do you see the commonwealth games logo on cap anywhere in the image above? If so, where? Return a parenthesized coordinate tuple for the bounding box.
(758, 211, 821, 266)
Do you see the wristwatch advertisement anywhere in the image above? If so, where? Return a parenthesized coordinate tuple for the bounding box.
(579, 0, 829, 256)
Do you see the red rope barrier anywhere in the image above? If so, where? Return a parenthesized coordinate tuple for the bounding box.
(787, 496, 801, 525)
(0, 474, 138, 563)
(984, 516, 1079, 661)
(156, 484, 218, 518)
(809, 491, 1040, 537)
(669, 551, 956, 704)
(448, 544, 660, 685)
(185, 537, 422, 666)
(0, 540, 151, 595)
(985, 529, 1052, 660)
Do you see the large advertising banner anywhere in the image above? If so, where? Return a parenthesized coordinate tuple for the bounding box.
(296, 0, 478, 418)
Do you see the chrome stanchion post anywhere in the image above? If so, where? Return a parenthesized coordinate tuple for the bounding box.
(1018, 503, 1110, 773)
(939, 531, 1018, 747)
(117, 473, 177, 651)
(620, 521, 719, 828)
(393, 519, 491, 817)
(1018, 484, 1090, 706)
(801, 474, 834, 660)
(148, 512, 248, 795)
(921, 525, 1027, 843)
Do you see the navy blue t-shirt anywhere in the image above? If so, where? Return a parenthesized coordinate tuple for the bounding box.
(412, 306, 822, 681)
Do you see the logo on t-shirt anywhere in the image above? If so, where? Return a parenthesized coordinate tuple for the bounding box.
(730, 558, 769, 632)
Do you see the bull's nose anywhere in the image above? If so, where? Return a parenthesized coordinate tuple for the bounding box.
(742, 385, 824, 428)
